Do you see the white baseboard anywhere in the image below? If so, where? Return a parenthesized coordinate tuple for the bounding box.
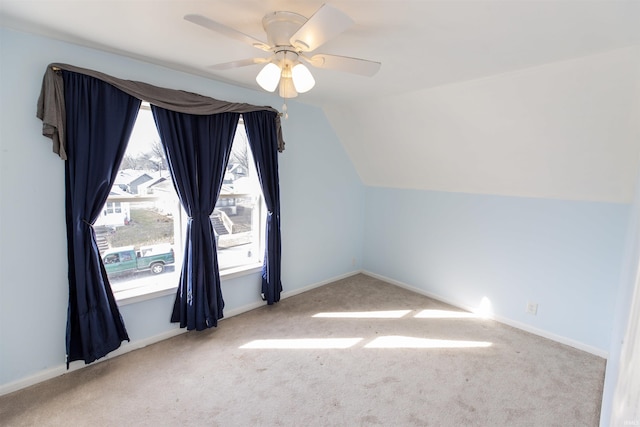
(0, 270, 362, 397)
(0, 326, 187, 397)
(225, 270, 361, 317)
(282, 270, 362, 299)
(362, 270, 609, 359)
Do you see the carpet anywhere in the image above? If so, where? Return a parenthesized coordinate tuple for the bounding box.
(0, 274, 605, 426)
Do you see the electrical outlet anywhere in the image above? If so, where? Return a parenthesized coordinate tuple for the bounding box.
(526, 302, 538, 315)
(351, 257, 356, 267)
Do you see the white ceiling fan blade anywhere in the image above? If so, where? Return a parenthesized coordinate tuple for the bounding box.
(210, 57, 271, 70)
(304, 54, 381, 77)
(289, 4, 354, 52)
(184, 14, 271, 52)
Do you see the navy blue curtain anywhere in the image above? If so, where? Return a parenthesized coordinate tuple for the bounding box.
(243, 111, 283, 304)
(63, 71, 140, 366)
(151, 107, 239, 330)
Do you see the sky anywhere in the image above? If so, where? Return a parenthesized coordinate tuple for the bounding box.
(126, 106, 248, 157)
(127, 106, 159, 156)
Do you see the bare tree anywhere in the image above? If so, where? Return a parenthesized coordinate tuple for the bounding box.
(149, 140, 168, 173)
(229, 132, 249, 171)
(118, 140, 163, 171)
(150, 140, 167, 170)
(120, 153, 139, 170)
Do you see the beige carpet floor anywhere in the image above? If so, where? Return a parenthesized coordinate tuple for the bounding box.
(0, 274, 605, 426)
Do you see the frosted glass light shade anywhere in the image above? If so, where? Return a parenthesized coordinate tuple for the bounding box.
(278, 76, 298, 98)
(291, 63, 315, 93)
(256, 63, 281, 92)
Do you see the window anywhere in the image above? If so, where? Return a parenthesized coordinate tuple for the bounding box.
(99, 105, 264, 301)
(216, 124, 263, 271)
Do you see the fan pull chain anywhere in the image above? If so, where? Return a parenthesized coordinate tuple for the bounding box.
(281, 50, 289, 119)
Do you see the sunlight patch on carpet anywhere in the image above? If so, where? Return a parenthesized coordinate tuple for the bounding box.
(475, 296, 493, 319)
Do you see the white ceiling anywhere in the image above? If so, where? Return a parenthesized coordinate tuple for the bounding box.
(2, 0, 640, 107)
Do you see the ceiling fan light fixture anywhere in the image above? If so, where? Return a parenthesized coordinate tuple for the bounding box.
(256, 62, 281, 92)
(279, 75, 298, 98)
(291, 63, 315, 93)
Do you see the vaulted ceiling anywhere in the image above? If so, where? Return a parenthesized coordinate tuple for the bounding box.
(2, 1, 640, 201)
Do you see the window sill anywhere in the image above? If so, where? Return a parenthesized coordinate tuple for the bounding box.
(115, 263, 263, 306)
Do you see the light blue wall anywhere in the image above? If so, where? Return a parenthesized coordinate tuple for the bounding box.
(600, 169, 640, 425)
(363, 186, 629, 352)
(0, 28, 364, 388)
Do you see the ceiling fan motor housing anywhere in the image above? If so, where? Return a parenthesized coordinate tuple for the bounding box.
(262, 11, 307, 49)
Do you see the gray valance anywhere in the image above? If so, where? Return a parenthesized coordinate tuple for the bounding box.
(37, 63, 285, 159)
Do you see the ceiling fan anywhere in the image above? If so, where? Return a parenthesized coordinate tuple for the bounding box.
(184, 3, 381, 102)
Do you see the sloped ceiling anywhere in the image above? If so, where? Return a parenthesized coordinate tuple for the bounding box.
(2, 1, 640, 201)
(325, 46, 640, 203)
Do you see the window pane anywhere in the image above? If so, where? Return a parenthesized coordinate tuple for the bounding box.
(216, 123, 262, 270)
(98, 105, 180, 298)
